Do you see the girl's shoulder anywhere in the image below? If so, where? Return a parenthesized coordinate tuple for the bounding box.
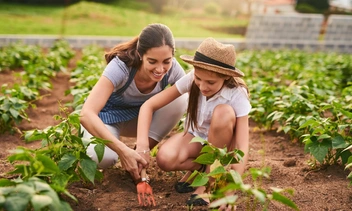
(222, 86, 249, 100)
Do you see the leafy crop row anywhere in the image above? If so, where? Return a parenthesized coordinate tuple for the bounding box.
(1, 42, 351, 210)
(237, 50, 352, 181)
(0, 41, 75, 134)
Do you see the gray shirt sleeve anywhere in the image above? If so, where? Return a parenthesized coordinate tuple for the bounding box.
(102, 57, 129, 91)
(167, 58, 186, 84)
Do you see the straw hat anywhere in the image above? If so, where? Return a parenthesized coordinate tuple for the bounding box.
(180, 37, 244, 77)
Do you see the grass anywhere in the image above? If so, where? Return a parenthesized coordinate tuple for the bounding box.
(0, 1, 248, 39)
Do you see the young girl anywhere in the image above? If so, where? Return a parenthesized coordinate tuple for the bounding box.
(80, 23, 188, 182)
(136, 37, 251, 208)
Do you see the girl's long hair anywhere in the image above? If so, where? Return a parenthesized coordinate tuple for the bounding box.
(185, 70, 249, 132)
(104, 23, 175, 69)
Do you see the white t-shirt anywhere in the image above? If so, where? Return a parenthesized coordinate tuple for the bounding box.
(175, 70, 251, 140)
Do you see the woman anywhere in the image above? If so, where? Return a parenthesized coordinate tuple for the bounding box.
(136, 37, 251, 209)
(80, 23, 188, 182)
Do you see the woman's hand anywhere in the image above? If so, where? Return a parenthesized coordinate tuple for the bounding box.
(118, 147, 148, 182)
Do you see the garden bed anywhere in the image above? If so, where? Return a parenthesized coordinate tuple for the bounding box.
(0, 64, 351, 211)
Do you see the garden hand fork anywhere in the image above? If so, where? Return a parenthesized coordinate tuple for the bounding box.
(136, 168, 156, 206)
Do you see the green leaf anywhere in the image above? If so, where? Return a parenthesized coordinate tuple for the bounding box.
(200, 145, 213, 153)
(272, 191, 299, 210)
(58, 154, 77, 171)
(79, 158, 97, 183)
(209, 195, 238, 208)
(9, 108, 19, 118)
(31, 195, 52, 211)
(345, 156, 352, 169)
(24, 130, 47, 142)
(94, 144, 105, 163)
(37, 154, 60, 173)
(1, 113, 9, 122)
(207, 166, 226, 177)
(251, 189, 266, 203)
(0, 195, 5, 205)
(340, 150, 352, 165)
(299, 119, 318, 129)
(0, 179, 15, 187)
(340, 109, 352, 119)
(191, 174, 208, 187)
(229, 170, 243, 184)
(3, 195, 30, 211)
(194, 153, 216, 165)
(190, 137, 207, 145)
(269, 111, 284, 122)
(7, 149, 32, 162)
(332, 135, 347, 149)
(310, 140, 330, 163)
(317, 134, 330, 140)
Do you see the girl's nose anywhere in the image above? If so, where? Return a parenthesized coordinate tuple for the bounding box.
(199, 82, 207, 91)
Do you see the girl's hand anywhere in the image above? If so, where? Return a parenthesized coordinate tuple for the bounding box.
(135, 148, 151, 166)
(119, 147, 148, 182)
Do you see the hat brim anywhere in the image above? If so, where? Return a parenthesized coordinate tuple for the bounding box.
(180, 55, 244, 77)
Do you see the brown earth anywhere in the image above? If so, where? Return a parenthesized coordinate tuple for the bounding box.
(1, 58, 352, 211)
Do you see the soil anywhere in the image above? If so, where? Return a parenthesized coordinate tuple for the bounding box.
(1, 55, 352, 211)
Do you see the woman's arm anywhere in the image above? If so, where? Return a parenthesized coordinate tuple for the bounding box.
(136, 85, 182, 151)
(230, 115, 249, 175)
(80, 76, 130, 153)
(80, 76, 147, 180)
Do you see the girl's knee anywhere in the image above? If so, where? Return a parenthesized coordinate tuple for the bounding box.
(156, 147, 176, 171)
(212, 104, 236, 126)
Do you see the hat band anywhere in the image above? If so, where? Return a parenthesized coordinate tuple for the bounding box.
(194, 51, 236, 70)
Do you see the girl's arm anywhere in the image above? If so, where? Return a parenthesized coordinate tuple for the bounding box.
(231, 115, 249, 175)
(136, 85, 182, 151)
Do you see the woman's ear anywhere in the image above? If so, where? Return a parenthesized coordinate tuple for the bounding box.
(137, 52, 142, 61)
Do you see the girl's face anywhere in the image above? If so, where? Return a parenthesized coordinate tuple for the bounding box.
(140, 45, 173, 82)
(194, 68, 228, 99)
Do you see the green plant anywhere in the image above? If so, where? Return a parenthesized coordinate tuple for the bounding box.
(0, 177, 72, 211)
(22, 107, 107, 185)
(0, 106, 109, 210)
(300, 102, 352, 167)
(187, 137, 298, 211)
(0, 95, 29, 134)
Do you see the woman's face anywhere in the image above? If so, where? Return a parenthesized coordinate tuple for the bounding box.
(194, 68, 227, 99)
(140, 45, 173, 82)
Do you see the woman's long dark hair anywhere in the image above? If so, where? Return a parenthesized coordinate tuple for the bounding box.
(104, 23, 175, 69)
(185, 69, 249, 132)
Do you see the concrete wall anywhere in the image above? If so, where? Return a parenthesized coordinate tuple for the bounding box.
(244, 14, 352, 53)
(1, 14, 352, 53)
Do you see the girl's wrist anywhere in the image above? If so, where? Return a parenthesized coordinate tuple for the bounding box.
(136, 149, 150, 154)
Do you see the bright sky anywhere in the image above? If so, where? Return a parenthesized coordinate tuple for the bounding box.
(330, 0, 352, 9)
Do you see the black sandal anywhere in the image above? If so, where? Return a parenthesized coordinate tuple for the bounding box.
(175, 181, 195, 193)
(175, 165, 206, 193)
(186, 194, 209, 206)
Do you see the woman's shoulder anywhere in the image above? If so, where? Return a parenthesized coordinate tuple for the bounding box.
(106, 56, 130, 73)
